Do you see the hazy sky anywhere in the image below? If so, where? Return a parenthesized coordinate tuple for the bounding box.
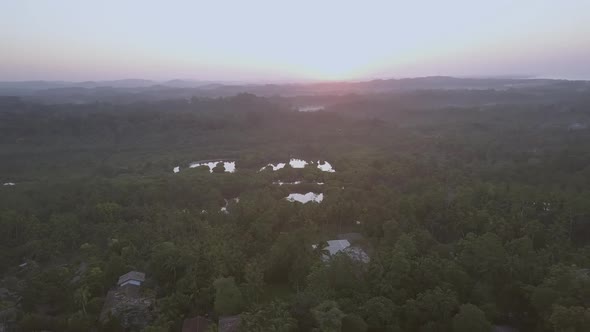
(1, 0, 589, 81)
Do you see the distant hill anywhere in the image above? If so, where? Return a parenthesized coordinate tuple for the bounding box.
(0, 79, 220, 91)
(0, 76, 588, 103)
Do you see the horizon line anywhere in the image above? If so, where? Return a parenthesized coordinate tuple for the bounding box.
(1, 74, 588, 85)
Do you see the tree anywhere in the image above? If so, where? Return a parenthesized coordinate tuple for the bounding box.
(360, 296, 400, 331)
(549, 305, 590, 332)
(103, 254, 127, 288)
(213, 277, 244, 315)
(74, 286, 90, 315)
(157, 292, 192, 326)
(243, 259, 265, 303)
(142, 325, 170, 332)
(93, 202, 122, 223)
(530, 286, 560, 316)
(67, 311, 95, 332)
(49, 213, 81, 252)
(452, 304, 491, 332)
(266, 231, 316, 290)
(311, 301, 344, 332)
(19, 314, 66, 332)
(457, 232, 508, 280)
(306, 253, 368, 301)
(82, 266, 105, 296)
(341, 314, 368, 332)
(368, 248, 412, 303)
(241, 301, 297, 332)
(212, 163, 225, 173)
(290, 292, 320, 332)
(21, 267, 73, 313)
(403, 287, 459, 331)
(150, 242, 186, 285)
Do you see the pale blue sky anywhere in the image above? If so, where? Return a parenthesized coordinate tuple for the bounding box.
(1, 0, 589, 81)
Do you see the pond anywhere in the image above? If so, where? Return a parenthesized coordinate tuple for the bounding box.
(289, 159, 308, 168)
(173, 160, 237, 173)
(260, 162, 286, 171)
(273, 181, 302, 185)
(297, 105, 324, 112)
(260, 159, 335, 172)
(316, 161, 335, 172)
(220, 197, 240, 214)
(274, 181, 324, 185)
(285, 192, 324, 203)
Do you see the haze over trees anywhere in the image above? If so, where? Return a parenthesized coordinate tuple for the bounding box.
(1, 79, 590, 331)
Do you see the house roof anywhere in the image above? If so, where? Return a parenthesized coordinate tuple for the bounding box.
(314, 239, 370, 263)
(182, 316, 212, 332)
(117, 271, 146, 285)
(326, 240, 350, 256)
(219, 315, 241, 332)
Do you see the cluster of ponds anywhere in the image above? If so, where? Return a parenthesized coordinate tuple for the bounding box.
(173, 161, 236, 174)
(174, 158, 334, 174)
(262, 159, 332, 204)
(174, 158, 333, 209)
(260, 159, 335, 173)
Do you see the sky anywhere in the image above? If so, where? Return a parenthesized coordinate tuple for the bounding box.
(1, 0, 589, 82)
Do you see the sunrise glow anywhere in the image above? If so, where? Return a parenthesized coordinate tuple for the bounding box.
(2, 0, 589, 81)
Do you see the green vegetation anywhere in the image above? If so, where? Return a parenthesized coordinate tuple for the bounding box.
(1, 91, 590, 331)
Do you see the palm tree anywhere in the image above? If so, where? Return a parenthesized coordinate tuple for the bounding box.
(313, 241, 330, 258)
(74, 285, 90, 315)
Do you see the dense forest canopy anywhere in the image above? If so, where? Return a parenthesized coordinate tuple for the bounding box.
(1, 86, 590, 331)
